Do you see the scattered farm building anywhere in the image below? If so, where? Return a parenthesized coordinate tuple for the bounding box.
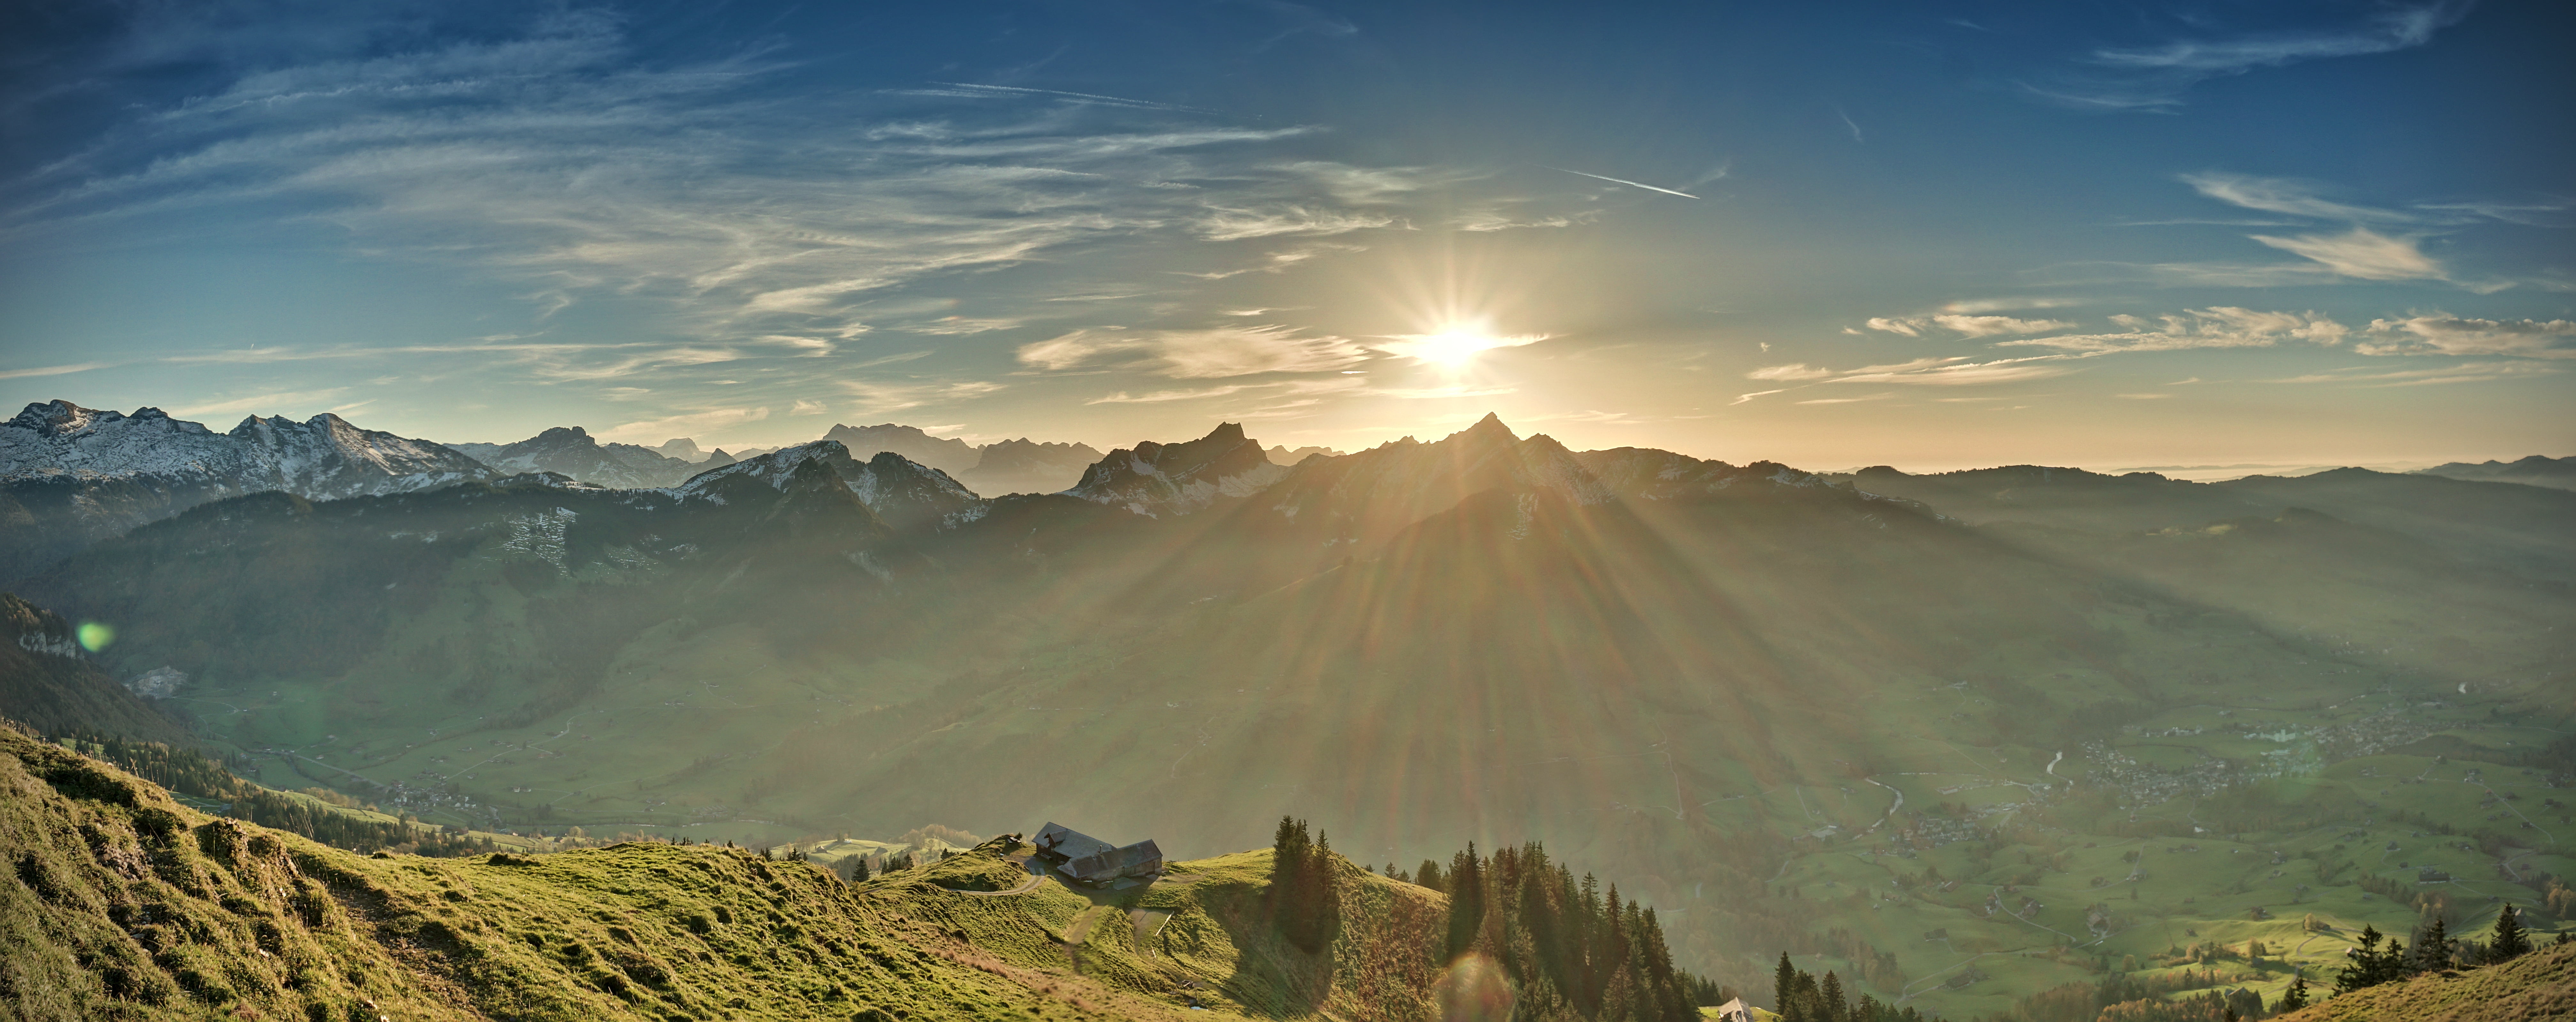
(1034, 821, 1163, 886)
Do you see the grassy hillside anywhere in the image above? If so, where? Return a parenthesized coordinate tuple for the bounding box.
(0, 719, 1507, 1021)
(2276, 942, 2576, 1021)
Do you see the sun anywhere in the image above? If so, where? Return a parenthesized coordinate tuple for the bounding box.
(1378, 320, 1546, 369)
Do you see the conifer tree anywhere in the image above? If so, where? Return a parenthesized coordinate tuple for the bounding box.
(2275, 973, 2309, 1012)
(1775, 954, 1797, 1015)
(1446, 842, 1486, 960)
(1416, 859, 1445, 892)
(2334, 926, 2411, 993)
(2416, 917, 2450, 972)
(2489, 904, 2531, 962)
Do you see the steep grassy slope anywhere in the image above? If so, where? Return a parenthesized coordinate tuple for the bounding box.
(2278, 942, 2576, 1021)
(0, 721, 1472, 1021)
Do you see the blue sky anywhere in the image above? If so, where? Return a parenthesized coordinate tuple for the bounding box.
(2, 0, 2569, 469)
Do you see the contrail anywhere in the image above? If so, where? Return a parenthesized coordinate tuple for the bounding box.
(1549, 168, 1699, 199)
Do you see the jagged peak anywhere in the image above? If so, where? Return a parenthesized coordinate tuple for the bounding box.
(1447, 412, 1518, 445)
(10, 400, 111, 435)
(1520, 432, 1569, 452)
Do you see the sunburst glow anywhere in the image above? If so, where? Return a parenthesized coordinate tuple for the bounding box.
(1376, 321, 1548, 369)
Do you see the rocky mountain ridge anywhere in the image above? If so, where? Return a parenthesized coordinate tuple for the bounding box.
(443, 425, 712, 489)
(0, 400, 497, 583)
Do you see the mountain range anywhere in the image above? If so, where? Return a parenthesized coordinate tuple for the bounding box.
(6, 399, 2574, 1012)
(2414, 454, 2576, 491)
(0, 402, 1112, 583)
(0, 400, 494, 582)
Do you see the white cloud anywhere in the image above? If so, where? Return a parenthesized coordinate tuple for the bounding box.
(0, 361, 115, 380)
(837, 380, 1006, 413)
(1746, 363, 1835, 381)
(1829, 357, 2073, 385)
(755, 335, 837, 357)
(2091, 4, 2466, 73)
(1865, 314, 2077, 337)
(2270, 362, 2558, 386)
(2356, 316, 2576, 359)
(1941, 297, 2090, 313)
(1932, 314, 2079, 337)
(1016, 330, 1143, 372)
(790, 399, 829, 415)
(5, 13, 1481, 360)
(1087, 385, 1254, 404)
(2248, 228, 2445, 281)
(596, 406, 771, 443)
(1747, 356, 2072, 390)
(1196, 205, 1400, 241)
(2034, 3, 2471, 110)
(1795, 393, 1892, 405)
(902, 317, 1025, 335)
(1998, 308, 2349, 353)
(1018, 325, 1365, 378)
(2181, 172, 2413, 224)
(172, 389, 348, 417)
(1454, 211, 1586, 232)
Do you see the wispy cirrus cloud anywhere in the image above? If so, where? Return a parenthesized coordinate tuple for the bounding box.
(0, 361, 116, 381)
(2356, 316, 2576, 359)
(1864, 314, 2077, 337)
(2247, 227, 2446, 281)
(1018, 324, 1366, 378)
(837, 380, 1008, 413)
(1, 11, 1508, 372)
(2269, 361, 2558, 387)
(1741, 356, 2073, 396)
(2024, 2, 2472, 111)
(1997, 307, 2350, 354)
(596, 405, 773, 443)
(173, 388, 349, 418)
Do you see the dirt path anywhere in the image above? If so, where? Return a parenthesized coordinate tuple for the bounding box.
(1863, 777, 1904, 834)
(963, 865, 1051, 896)
(1130, 908, 1174, 958)
(1063, 905, 1114, 944)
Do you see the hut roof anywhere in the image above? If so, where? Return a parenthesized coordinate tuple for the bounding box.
(1034, 821, 1114, 862)
(1064, 839, 1163, 883)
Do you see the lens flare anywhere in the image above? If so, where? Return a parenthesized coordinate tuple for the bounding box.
(1431, 952, 1516, 1022)
(76, 621, 116, 652)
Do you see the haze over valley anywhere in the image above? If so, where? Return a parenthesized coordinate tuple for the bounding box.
(4, 2, 2572, 1019)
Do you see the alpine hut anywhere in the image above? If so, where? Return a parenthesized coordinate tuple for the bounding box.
(1033, 821, 1163, 886)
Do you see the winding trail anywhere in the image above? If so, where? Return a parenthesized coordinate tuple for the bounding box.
(958, 861, 1052, 897)
(1863, 778, 1904, 834)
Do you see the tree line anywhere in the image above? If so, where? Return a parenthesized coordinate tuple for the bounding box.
(2333, 905, 2562, 995)
(1773, 954, 1930, 1022)
(57, 731, 497, 857)
(1282, 818, 1721, 1022)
